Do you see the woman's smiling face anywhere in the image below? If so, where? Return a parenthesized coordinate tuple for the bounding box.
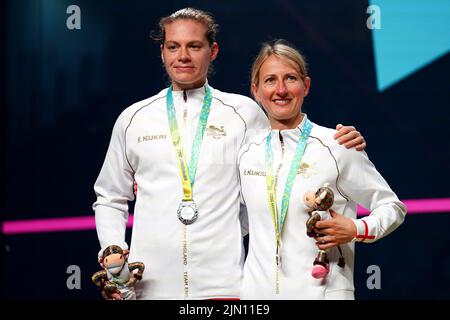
(252, 55, 310, 129)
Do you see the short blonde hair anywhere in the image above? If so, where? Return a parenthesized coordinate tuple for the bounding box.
(251, 39, 308, 88)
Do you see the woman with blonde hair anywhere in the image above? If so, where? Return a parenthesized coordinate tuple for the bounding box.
(238, 39, 406, 299)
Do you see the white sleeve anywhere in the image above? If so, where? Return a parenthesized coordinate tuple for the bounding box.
(236, 97, 268, 237)
(337, 148, 407, 243)
(93, 111, 135, 258)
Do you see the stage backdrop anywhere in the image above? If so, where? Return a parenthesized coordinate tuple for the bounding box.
(1, 0, 450, 299)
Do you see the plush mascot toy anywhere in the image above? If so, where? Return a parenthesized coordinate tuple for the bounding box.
(304, 183, 335, 279)
(92, 245, 145, 300)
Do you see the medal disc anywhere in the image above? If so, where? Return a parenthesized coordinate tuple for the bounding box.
(177, 201, 198, 225)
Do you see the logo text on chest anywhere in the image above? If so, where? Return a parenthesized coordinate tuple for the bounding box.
(244, 169, 266, 176)
(137, 135, 167, 143)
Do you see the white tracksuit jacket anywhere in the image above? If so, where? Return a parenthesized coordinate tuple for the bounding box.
(238, 115, 406, 300)
(93, 84, 268, 299)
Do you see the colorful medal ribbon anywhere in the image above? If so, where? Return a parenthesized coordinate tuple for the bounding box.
(166, 85, 213, 202)
(265, 118, 313, 251)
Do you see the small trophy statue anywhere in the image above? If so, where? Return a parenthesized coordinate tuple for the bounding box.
(92, 245, 145, 300)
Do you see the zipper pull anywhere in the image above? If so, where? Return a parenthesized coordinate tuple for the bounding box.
(275, 246, 281, 294)
(276, 246, 282, 268)
(183, 90, 187, 102)
(276, 254, 282, 268)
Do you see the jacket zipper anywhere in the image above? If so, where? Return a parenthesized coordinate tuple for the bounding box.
(182, 89, 190, 299)
(183, 90, 189, 158)
(275, 131, 285, 294)
(274, 131, 285, 190)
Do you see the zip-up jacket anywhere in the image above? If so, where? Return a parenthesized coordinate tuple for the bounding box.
(238, 115, 406, 299)
(93, 84, 268, 299)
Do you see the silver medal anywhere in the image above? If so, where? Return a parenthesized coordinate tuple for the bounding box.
(177, 201, 199, 225)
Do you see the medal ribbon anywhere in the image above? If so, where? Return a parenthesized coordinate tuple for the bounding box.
(265, 118, 313, 250)
(166, 85, 213, 202)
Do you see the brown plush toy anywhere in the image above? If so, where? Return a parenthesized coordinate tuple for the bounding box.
(92, 245, 145, 300)
(304, 183, 335, 279)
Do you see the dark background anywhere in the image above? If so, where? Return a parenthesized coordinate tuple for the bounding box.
(1, 0, 449, 299)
